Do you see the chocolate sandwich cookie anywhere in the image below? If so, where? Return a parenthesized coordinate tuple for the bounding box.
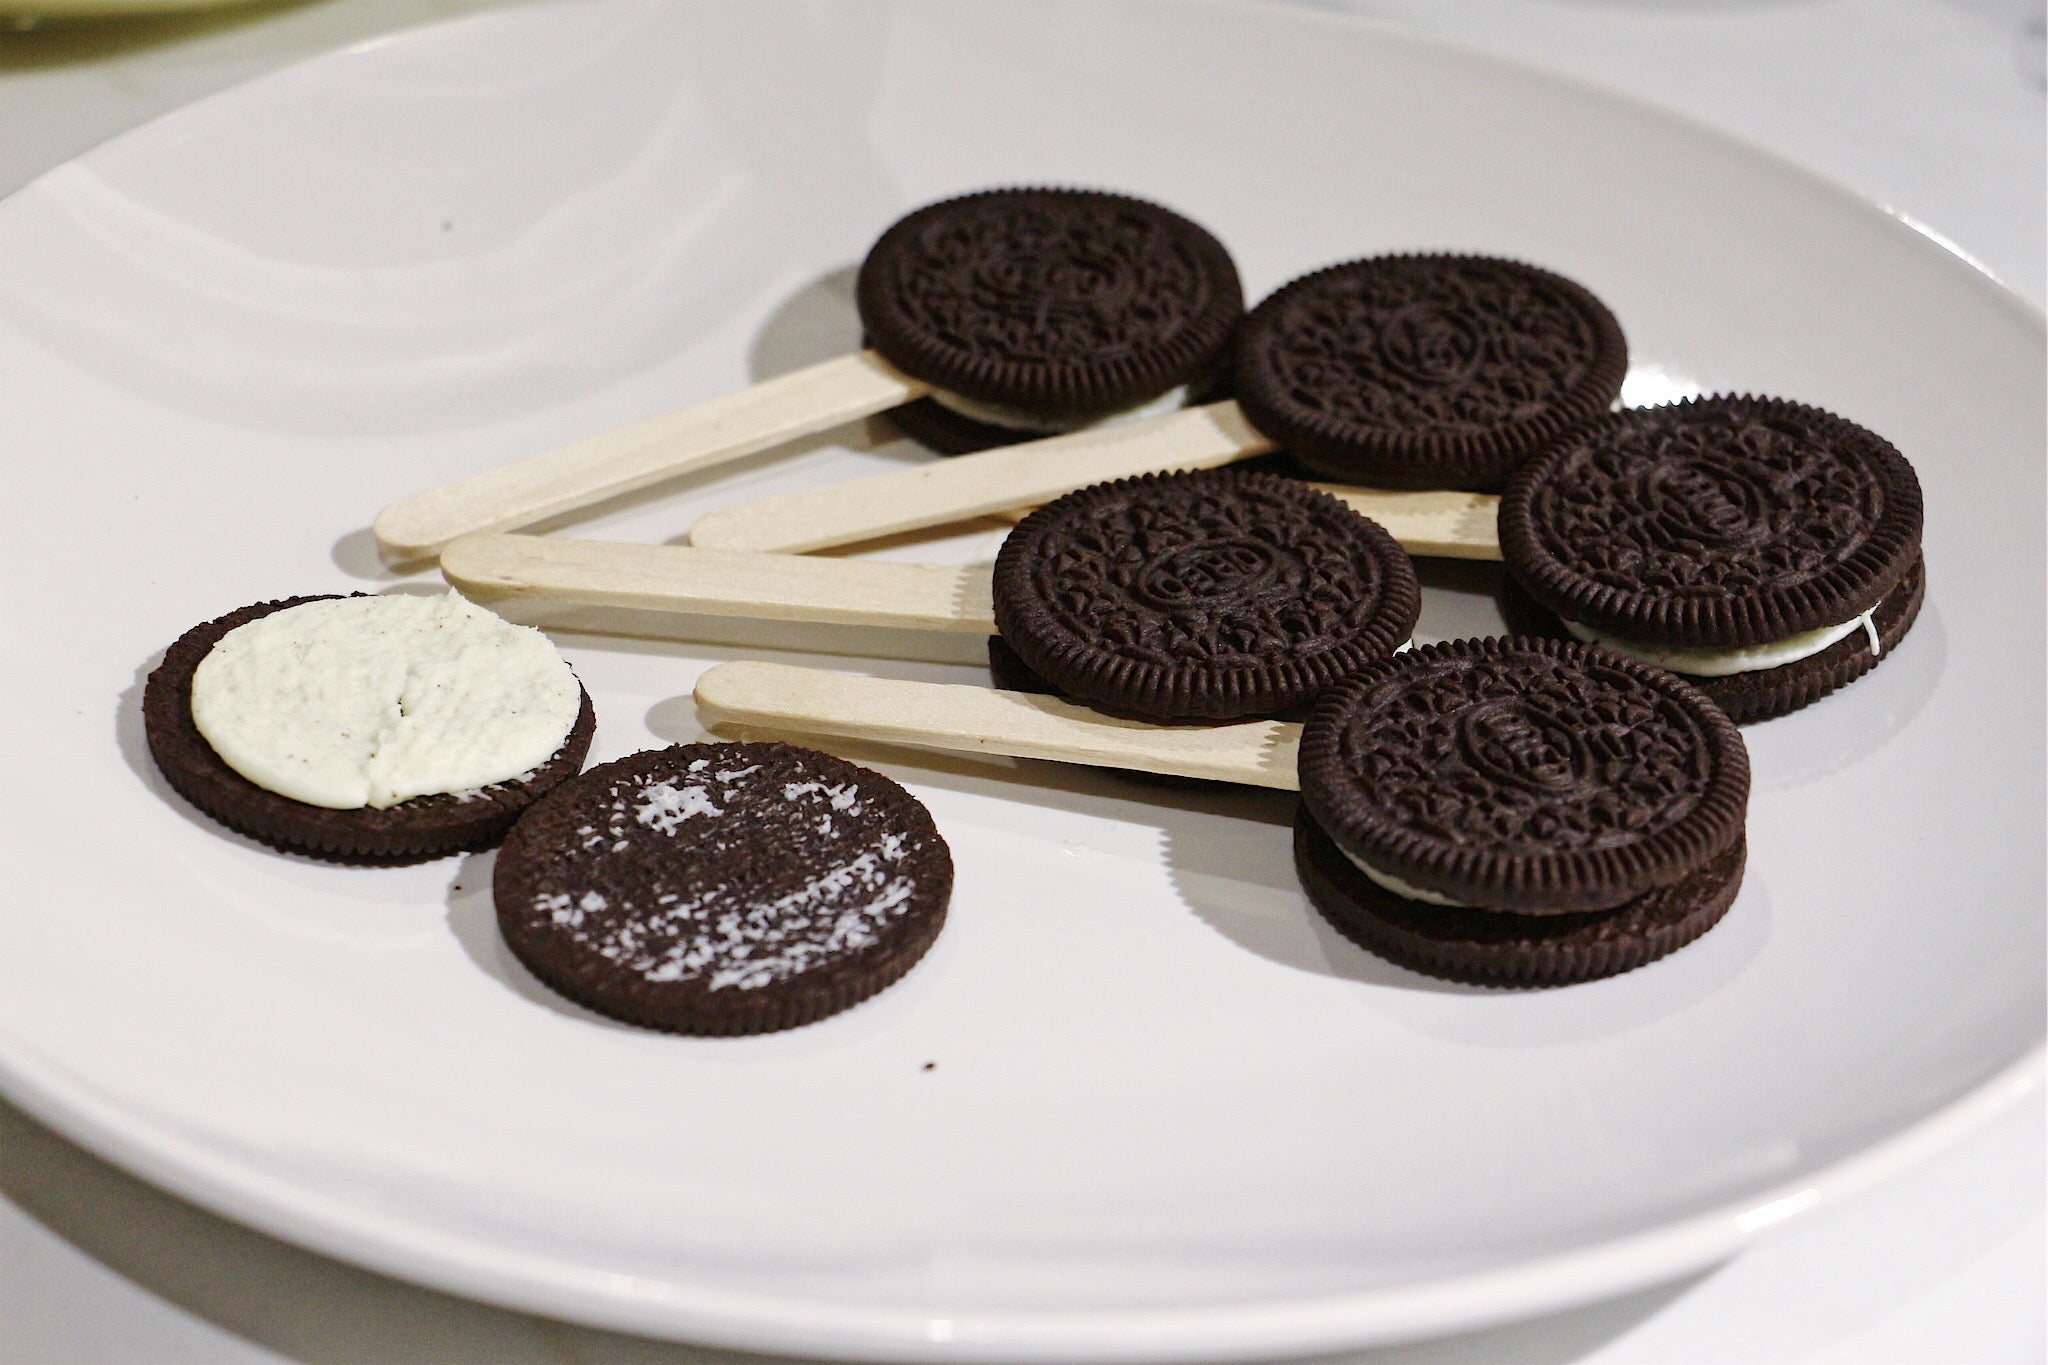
(495, 743, 951, 1035)
(1499, 395, 1925, 723)
(992, 468, 1421, 722)
(859, 188, 1243, 454)
(1295, 637, 1749, 984)
(144, 596, 594, 863)
(1233, 254, 1627, 492)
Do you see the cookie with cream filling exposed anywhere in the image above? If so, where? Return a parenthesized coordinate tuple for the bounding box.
(144, 594, 593, 863)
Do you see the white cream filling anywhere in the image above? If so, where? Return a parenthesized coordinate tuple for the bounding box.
(1337, 844, 1477, 908)
(1562, 607, 1880, 678)
(927, 382, 1194, 434)
(190, 594, 582, 810)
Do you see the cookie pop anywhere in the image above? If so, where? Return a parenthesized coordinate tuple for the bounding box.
(373, 188, 1243, 561)
(446, 468, 1423, 721)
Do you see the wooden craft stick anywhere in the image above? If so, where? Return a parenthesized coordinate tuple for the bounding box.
(686, 400, 1276, 554)
(1312, 486, 1501, 560)
(374, 351, 929, 562)
(443, 534, 994, 634)
(694, 662, 1302, 789)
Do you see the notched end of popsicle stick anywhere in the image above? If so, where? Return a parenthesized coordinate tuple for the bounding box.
(1308, 484, 1502, 561)
(443, 534, 998, 639)
(692, 661, 1301, 789)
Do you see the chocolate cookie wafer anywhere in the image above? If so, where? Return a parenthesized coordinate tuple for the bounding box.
(1233, 254, 1626, 492)
(144, 595, 594, 863)
(992, 468, 1421, 721)
(859, 188, 1243, 453)
(1499, 395, 1925, 722)
(1295, 637, 1749, 984)
(495, 743, 951, 1034)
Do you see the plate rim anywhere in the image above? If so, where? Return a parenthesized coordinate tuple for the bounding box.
(0, 0, 2041, 1356)
(2, 1037, 2038, 1359)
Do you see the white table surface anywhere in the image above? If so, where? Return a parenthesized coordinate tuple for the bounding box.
(0, 1, 2040, 1360)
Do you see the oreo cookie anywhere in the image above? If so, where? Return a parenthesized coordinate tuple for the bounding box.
(992, 468, 1421, 722)
(495, 743, 951, 1035)
(1294, 637, 1749, 984)
(1233, 254, 1627, 492)
(144, 596, 594, 863)
(1499, 396, 1925, 722)
(858, 188, 1243, 453)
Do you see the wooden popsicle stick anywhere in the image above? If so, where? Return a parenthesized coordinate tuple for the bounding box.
(686, 399, 1276, 554)
(444, 534, 994, 634)
(373, 351, 929, 562)
(1312, 486, 1501, 561)
(694, 661, 1302, 789)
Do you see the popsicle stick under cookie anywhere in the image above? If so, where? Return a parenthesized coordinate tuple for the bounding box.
(694, 662, 1302, 789)
(686, 400, 1275, 554)
(374, 351, 929, 562)
(444, 535, 995, 635)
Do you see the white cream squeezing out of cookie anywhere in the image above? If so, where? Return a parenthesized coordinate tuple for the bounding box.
(1561, 608, 1881, 678)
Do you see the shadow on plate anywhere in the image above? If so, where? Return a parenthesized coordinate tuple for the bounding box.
(333, 261, 936, 580)
(748, 263, 861, 383)
(113, 651, 349, 869)
(443, 848, 641, 1034)
(1741, 596, 1946, 792)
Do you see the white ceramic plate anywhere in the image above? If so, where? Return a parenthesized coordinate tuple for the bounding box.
(0, 1, 2038, 1358)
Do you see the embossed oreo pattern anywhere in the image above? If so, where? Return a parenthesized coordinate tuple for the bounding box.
(1234, 255, 1626, 491)
(993, 469, 1420, 721)
(1501, 396, 1924, 647)
(858, 188, 1242, 410)
(1298, 638, 1748, 914)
